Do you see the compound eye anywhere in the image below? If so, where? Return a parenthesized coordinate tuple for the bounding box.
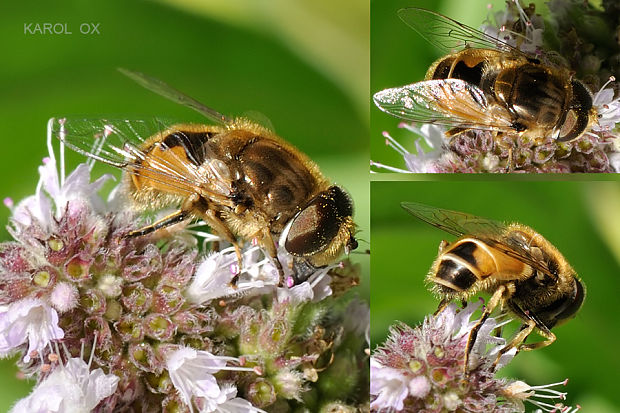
(285, 186, 353, 256)
(557, 80, 593, 142)
(538, 276, 585, 329)
(552, 277, 586, 326)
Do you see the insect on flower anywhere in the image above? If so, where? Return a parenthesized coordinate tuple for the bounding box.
(51, 69, 358, 286)
(402, 202, 585, 373)
(374, 8, 598, 145)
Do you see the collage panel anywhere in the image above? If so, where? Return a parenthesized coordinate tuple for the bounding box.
(0, 1, 369, 412)
(372, 0, 620, 173)
(370, 179, 620, 412)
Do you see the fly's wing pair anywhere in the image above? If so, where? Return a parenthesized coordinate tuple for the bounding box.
(401, 201, 558, 280)
(53, 69, 235, 197)
(397, 8, 523, 54)
(373, 79, 514, 131)
(374, 8, 531, 133)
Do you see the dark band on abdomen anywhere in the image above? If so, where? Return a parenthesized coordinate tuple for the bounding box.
(436, 259, 477, 291)
(162, 130, 214, 165)
(448, 241, 478, 267)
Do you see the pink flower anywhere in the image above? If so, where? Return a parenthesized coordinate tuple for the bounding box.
(371, 301, 579, 412)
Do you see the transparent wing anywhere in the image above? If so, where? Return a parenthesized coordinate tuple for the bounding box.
(119, 68, 233, 125)
(488, 231, 556, 279)
(402, 202, 556, 277)
(373, 79, 514, 131)
(241, 110, 276, 133)
(398, 7, 521, 54)
(401, 202, 507, 238)
(53, 117, 173, 167)
(52, 117, 230, 197)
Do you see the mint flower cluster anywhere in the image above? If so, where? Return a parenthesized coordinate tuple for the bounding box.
(370, 301, 580, 413)
(372, 0, 620, 173)
(0, 128, 369, 412)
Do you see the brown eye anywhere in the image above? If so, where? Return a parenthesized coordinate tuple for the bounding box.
(538, 277, 586, 328)
(557, 80, 593, 142)
(285, 186, 353, 256)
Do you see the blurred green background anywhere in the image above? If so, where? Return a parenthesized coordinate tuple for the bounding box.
(371, 0, 545, 170)
(0, 0, 369, 410)
(371, 180, 620, 412)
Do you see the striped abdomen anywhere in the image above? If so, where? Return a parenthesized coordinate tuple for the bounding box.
(494, 63, 568, 130)
(430, 237, 529, 294)
(130, 126, 217, 196)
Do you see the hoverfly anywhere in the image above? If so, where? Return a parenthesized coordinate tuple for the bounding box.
(53, 69, 358, 285)
(374, 8, 596, 144)
(402, 201, 584, 371)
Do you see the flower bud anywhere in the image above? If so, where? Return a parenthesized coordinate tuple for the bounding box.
(246, 378, 277, 407)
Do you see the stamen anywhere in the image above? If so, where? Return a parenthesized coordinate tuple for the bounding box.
(309, 268, 330, 289)
(527, 399, 561, 411)
(88, 332, 98, 368)
(513, 0, 532, 26)
(500, 27, 530, 43)
(185, 230, 221, 241)
(369, 160, 412, 173)
(225, 399, 267, 412)
(593, 76, 618, 106)
(220, 365, 258, 373)
(382, 131, 409, 155)
(46, 118, 57, 174)
(60, 130, 66, 187)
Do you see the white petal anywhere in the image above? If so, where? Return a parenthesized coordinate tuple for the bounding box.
(370, 358, 409, 411)
(12, 193, 52, 228)
(186, 248, 279, 304)
(0, 298, 64, 362)
(185, 251, 238, 304)
(10, 357, 118, 413)
(167, 347, 229, 411)
(39, 159, 61, 203)
(277, 282, 314, 304)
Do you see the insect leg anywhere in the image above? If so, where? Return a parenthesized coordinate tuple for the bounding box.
(258, 229, 285, 286)
(518, 329, 556, 352)
(463, 284, 510, 375)
(433, 298, 451, 315)
(126, 210, 188, 237)
(199, 208, 244, 282)
(491, 319, 537, 370)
